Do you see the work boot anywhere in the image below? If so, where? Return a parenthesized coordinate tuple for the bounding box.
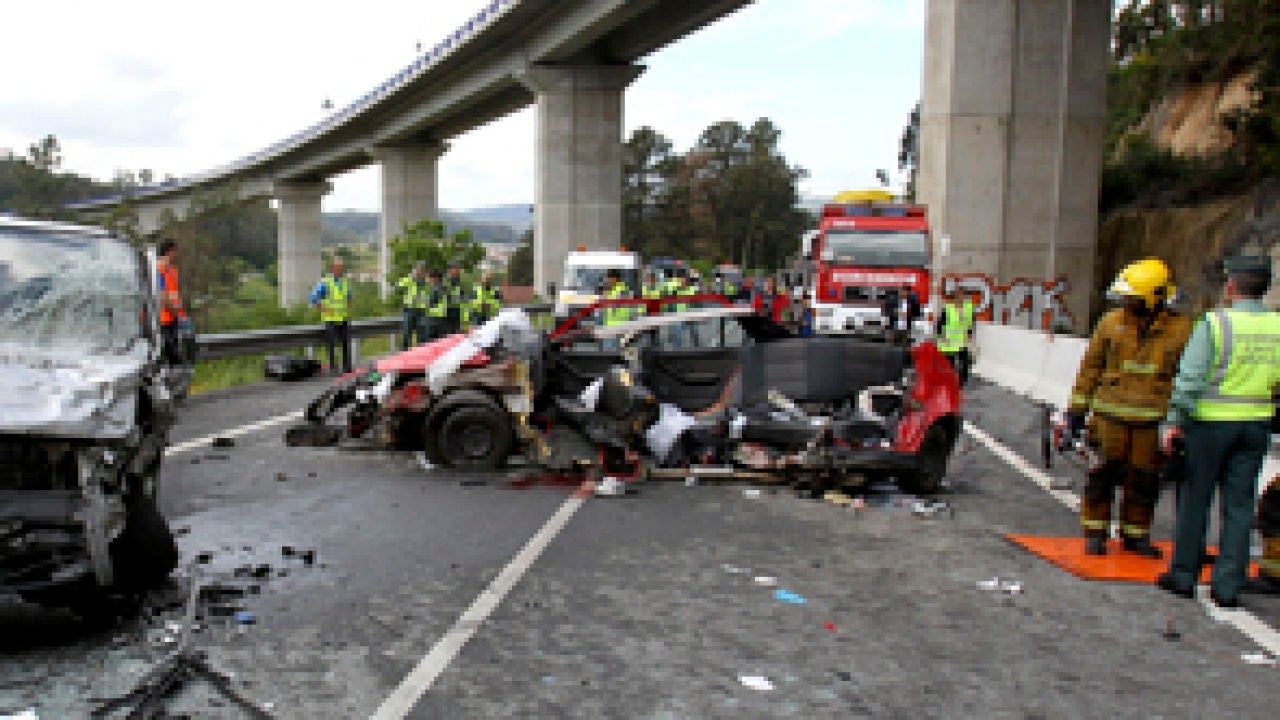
(1241, 575, 1280, 595)
(1156, 572, 1194, 599)
(1085, 536, 1107, 556)
(1122, 535, 1163, 559)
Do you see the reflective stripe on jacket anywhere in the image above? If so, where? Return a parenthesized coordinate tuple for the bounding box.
(319, 276, 350, 322)
(157, 260, 186, 326)
(1069, 307, 1193, 422)
(1192, 308, 1280, 421)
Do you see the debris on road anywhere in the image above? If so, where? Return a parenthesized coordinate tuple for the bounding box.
(234, 611, 257, 625)
(212, 437, 235, 449)
(999, 580, 1024, 595)
(739, 675, 775, 691)
(912, 500, 954, 518)
(1241, 652, 1278, 667)
(743, 488, 762, 499)
(721, 564, 749, 574)
(823, 622, 838, 633)
(774, 589, 807, 604)
(977, 577, 1001, 591)
(1163, 614, 1181, 641)
(753, 576, 778, 587)
(1, 709, 40, 719)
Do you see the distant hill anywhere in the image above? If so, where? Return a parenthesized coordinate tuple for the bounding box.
(322, 205, 533, 247)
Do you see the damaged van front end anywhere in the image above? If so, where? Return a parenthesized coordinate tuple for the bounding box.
(0, 218, 179, 612)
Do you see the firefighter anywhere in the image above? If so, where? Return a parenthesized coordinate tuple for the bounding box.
(937, 286, 976, 384)
(443, 263, 467, 334)
(469, 271, 503, 326)
(1158, 255, 1280, 606)
(396, 261, 431, 349)
(424, 269, 447, 340)
(309, 257, 353, 374)
(1066, 258, 1192, 557)
(155, 239, 192, 364)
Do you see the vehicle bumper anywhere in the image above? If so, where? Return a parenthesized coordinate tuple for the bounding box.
(0, 490, 94, 595)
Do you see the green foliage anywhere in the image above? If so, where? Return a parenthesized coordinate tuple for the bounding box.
(507, 229, 534, 286)
(898, 102, 920, 201)
(1105, 1, 1280, 212)
(388, 219, 484, 281)
(0, 139, 108, 219)
(622, 118, 809, 271)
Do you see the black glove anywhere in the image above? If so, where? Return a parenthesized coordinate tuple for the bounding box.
(1066, 411, 1087, 441)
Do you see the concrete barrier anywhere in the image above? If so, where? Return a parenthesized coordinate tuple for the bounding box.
(1028, 335, 1088, 409)
(972, 323, 1050, 397)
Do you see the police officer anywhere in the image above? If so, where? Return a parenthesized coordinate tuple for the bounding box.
(424, 269, 447, 340)
(396, 261, 431, 349)
(937, 286, 976, 384)
(443, 263, 467, 334)
(469, 271, 503, 326)
(1158, 255, 1280, 607)
(1067, 258, 1192, 557)
(309, 257, 352, 374)
(640, 270, 663, 315)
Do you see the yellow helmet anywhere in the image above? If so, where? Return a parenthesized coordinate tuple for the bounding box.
(1109, 258, 1171, 308)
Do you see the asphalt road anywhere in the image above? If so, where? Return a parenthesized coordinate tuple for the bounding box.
(2, 375, 1279, 718)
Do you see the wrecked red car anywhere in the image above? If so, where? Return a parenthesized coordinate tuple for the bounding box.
(288, 298, 962, 494)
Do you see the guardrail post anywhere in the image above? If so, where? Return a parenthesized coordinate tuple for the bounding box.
(352, 337, 362, 366)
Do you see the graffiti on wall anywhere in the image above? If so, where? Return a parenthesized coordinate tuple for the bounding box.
(940, 274, 1074, 332)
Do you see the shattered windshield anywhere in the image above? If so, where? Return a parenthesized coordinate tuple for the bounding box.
(0, 226, 146, 353)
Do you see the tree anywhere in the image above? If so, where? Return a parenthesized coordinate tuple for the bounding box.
(898, 102, 921, 201)
(27, 134, 61, 172)
(388, 218, 484, 282)
(622, 126, 676, 255)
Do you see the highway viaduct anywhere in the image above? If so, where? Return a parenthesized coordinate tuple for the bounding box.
(70, 0, 1111, 326)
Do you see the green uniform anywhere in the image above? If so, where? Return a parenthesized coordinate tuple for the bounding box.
(469, 283, 502, 325)
(1166, 298, 1280, 600)
(424, 280, 447, 340)
(397, 274, 431, 349)
(443, 277, 468, 333)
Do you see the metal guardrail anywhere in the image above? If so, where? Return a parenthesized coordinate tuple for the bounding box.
(194, 304, 553, 360)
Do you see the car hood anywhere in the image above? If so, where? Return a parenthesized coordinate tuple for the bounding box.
(375, 334, 490, 375)
(0, 346, 146, 439)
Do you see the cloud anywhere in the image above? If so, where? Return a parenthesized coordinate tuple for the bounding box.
(0, 87, 191, 146)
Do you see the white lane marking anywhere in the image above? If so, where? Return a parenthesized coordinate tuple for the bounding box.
(164, 410, 303, 457)
(370, 485, 592, 720)
(962, 420, 1280, 657)
(962, 421, 1079, 511)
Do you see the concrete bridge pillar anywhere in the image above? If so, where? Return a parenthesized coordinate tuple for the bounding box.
(521, 64, 644, 297)
(919, 0, 1110, 329)
(274, 181, 331, 307)
(370, 142, 447, 296)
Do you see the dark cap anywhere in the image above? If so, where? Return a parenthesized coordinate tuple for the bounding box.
(1223, 255, 1271, 276)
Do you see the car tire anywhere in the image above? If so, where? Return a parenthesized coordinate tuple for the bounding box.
(437, 404, 513, 471)
(901, 425, 950, 495)
(109, 493, 179, 592)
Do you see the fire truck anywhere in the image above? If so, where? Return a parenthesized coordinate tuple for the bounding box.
(805, 190, 932, 337)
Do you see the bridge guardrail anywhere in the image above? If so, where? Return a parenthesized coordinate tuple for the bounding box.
(195, 303, 552, 360)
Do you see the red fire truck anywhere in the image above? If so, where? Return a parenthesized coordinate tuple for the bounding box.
(806, 190, 932, 337)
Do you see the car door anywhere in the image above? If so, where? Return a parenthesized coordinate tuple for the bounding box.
(641, 317, 745, 412)
(546, 338, 625, 400)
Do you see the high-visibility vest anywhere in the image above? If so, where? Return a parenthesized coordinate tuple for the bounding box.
(675, 284, 695, 313)
(427, 282, 447, 318)
(938, 301, 972, 354)
(1192, 308, 1280, 421)
(319, 276, 350, 322)
(604, 284, 631, 326)
(471, 284, 501, 321)
(157, 260, 185, 326)
(398, 276, 429, 309)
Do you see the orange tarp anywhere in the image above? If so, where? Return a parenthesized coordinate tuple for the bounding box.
(1005, 535, 1260, 583)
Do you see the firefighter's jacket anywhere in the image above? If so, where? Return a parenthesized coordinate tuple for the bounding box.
(1069, 307, 1192, 423)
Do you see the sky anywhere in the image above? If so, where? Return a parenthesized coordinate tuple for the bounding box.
(0, 0, 925, 212)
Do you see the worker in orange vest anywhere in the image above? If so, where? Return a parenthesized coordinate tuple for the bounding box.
(156, 239, 191, 362)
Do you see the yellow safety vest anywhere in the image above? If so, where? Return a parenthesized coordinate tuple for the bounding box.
(471, 285, 501, 320)
(938, 301, 972, 354)
(1193, 308, 1280, 421)
(427, 282, 447, 318)
(320, 277, 349, 322)
(604, 284, 631, 326)
(398, 276, 429, 309)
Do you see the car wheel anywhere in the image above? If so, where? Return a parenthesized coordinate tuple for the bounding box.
(901, 425, 950, 495)
(437, 405, 513, 471)
(109, 493, 179, 592)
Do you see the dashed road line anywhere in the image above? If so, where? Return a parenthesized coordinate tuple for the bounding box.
(962, 420, 1280, 657)
(164, 411, 304, 457)
(369, 481, 594, 720)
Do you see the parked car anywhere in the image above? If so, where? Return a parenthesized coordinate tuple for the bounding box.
(289, 297, 962, 494)
(0, 216, 184, 618)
